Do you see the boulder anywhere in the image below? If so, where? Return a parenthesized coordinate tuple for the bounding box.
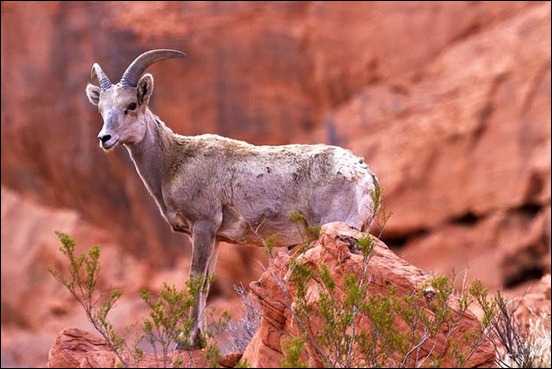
(241, 222, 496, 367)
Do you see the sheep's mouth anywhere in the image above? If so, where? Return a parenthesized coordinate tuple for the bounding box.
(100, 139, 119, 151)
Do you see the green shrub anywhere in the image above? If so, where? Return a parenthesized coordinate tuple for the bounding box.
(268, 232, 495, 367)
(49, 231, 127, 366)
(482, 290, 551, 368)
(49, 231, 228, 368)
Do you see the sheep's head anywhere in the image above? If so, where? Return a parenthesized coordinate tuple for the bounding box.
(86, 49, 186, 151)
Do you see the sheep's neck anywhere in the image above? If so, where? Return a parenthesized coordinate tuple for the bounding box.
(125, 109, 175, 213)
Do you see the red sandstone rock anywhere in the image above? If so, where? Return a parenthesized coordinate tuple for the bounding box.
(47, 328, 111, 368)
(508, 274, 551, 332)
(241, 222, 496, 367)
(47, 328, 212, 368)
(312, 2, 551, 290)
(46, 328, 240, 368)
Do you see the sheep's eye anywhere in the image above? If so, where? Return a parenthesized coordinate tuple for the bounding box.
(127, 103, 137, 111)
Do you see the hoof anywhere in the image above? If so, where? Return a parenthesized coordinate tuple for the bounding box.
(175, 331, 205, 350)
(175, 341, 186, 351)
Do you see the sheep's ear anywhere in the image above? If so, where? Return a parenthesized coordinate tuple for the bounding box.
(86, 83, 101, 106)
(137, 73, 154, 105)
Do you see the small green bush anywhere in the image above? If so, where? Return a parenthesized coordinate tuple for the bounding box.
(49, 231, 228, 368)
(49, 231, 127, 365)
(262, 228, 526, 368)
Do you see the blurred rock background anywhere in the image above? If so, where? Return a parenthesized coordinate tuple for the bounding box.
(1, 1, 550, 367)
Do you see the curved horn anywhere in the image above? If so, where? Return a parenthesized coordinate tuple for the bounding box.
(119, 49, 186, 87)
(91, 63, 113, 91)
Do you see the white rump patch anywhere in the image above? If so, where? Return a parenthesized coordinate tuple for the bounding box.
(333, 148, 370, 181)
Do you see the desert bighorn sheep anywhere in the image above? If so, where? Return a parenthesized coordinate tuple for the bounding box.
(86, 49, 380, 348)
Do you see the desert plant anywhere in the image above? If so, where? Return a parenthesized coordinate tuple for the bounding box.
(140, 279, 202, 367)
(288, 210, 322, 242)
(368, 187, 392, 238)
(522, 311, 552, 368)
(49, 231, 128, 366)
(280, 256, 492, 367)
(226, 284, 262, 353)
(263, 198, 502, 367)
(49, 231, 229, 368)
(257, 217, 495, 368)
(475, 287, 551, 368)
(281, 335, 308, 368)
(271, 227, 550, 368)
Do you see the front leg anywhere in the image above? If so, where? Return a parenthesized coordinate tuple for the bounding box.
(186, 220, 217, 349)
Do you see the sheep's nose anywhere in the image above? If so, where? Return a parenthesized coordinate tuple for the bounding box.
(99, 134, 112, 144)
